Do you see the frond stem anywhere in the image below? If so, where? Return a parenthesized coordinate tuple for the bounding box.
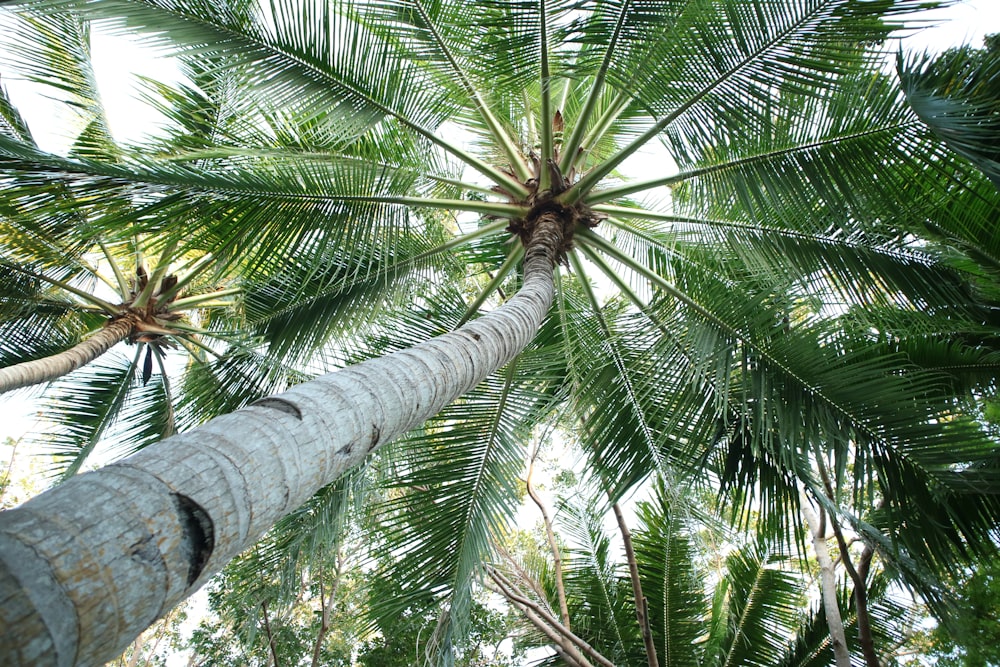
(167, 288, 242, 311)
(97, 239, 132, 297)
(456, 245, 524, 326)
(567, 1, 834, 202)
(559, 0, 631, 174)
(154, 253, 219, 306)
(538, 0, 554, 192)
(133, 240, 178, 309)
(2, 263, 121, 315)
(411, 0, 531, 181)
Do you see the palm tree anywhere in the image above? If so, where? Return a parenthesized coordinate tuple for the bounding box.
(0, 11, 329, 476)
(1, 0, 999, 664)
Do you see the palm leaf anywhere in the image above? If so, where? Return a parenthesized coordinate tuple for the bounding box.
(900, 37, 1000, 190)
(632, 483, 712, 667)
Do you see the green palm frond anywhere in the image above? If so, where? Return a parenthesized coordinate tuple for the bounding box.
(3, 9, 117, 158)
(0, 269, 104, 370)
(176, 348, 312, 431)
(900, 36, 1000, 190)
(240, 220, 458, 366)
(707, 543, 806, 667)
(37, 347, 140, 477)
(32, 0, 448, 132)
(556, 484, 635, 662)
(568, 0, 939, 194)
(632, 484, 711, 667)
(0, 80, 34, 144)
(2, 0, 999, 660)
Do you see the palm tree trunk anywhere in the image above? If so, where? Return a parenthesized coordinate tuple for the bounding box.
(0, 216, 564, 667)
(0, 317, 134, 394)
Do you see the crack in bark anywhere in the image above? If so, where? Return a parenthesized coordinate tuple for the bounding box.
(127, 535, 159, 565)
(251, 397, 303, 420)
(171, 494, 213, 586)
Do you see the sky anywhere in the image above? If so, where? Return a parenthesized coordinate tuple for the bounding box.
(2, 0, 999, 474)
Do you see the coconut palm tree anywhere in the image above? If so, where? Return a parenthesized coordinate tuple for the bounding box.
(1, 0, 999, 665)
(0, 11, 320, 478)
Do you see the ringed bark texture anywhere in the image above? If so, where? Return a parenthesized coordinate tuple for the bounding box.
(0, 317, 134, 395)
(0, 217, 563, 667)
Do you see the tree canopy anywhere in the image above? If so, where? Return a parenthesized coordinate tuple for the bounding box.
(1, 0, 999, 664)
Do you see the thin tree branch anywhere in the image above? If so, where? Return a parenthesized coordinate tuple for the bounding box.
(497, 546, 553, 611)
(0, 435, 23, 507)
(261, 600, 280, 667)
(612, 502, 659, 667)
(309, 551, 342, 667)
(488, 567, 615, 667)
(486, 578, 590, 667)
(124, 630, 146, 667)
(815, 458, 880, 667)
(487, 568, 603, 667)
(842, 531, 879, 667)
(525, 450, 571, 629)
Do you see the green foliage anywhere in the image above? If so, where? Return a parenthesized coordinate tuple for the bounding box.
(904, 558, 1000, 667)
(2, 0, 1000, 663)
(901, 34, 1000, 189)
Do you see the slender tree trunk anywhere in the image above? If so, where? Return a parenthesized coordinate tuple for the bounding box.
(612, 502, 659, 667)
(0, 217, 564, 667)
(526, 456, 570, 628)
(800, 499, 852, 667)
(310, 552, 342, 667)
(0, 316, 134, 394)
(817, 459, 882, 667)
(261, 600, 280, 667)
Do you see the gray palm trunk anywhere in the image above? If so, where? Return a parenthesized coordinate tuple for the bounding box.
(0, 317, 134, 395)
(0, 216, 564, 666)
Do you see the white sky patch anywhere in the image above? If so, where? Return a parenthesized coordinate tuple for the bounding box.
(90, 31, 183, 145)
(899, 0, 1000, 54)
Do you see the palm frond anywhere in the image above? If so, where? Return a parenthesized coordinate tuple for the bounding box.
(35, 346, 140, 477)
(709, 543, 806, 667)
(3, 8, 117, 157)
(556, 482, 635, 663)
(631, 483, 711, 667)
(900, 37, 1000, 190)
(0, 82, 35, 144)
(175, 348, 312, 431)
